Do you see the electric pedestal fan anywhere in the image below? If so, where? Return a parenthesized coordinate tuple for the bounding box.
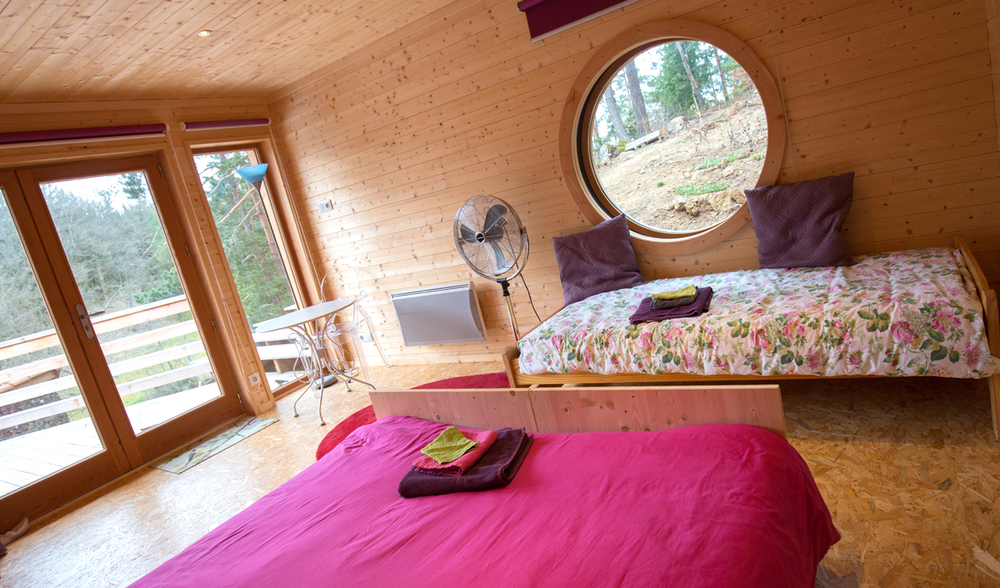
(453, 195, 529, 340)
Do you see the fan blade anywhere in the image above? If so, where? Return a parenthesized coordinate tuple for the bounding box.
(458, 222, 478, 243)
(487, 242, 509, 272)
(483, 219, 507, 242)
(482, 204, 508, 234)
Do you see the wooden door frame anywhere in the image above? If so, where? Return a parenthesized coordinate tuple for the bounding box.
(12, 154, 243, 465)
(0, 171, 130, 531)
(184, 131, 319, 398)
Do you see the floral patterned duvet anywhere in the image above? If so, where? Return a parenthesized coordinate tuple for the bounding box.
(518, 248, 999, 379)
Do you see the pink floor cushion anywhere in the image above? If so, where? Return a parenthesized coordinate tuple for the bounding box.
(315, 372, 509, 460)
(315, 405, 376, 461)
(411, 372, 509, 390)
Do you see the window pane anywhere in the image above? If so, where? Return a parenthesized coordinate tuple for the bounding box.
(193, 151, 298, 389)
(590, 41, 766, 233)
(0, 188, 102, 497)
(39, 173, 221, 434)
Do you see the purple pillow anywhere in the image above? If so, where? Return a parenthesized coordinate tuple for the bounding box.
(552, 215, 644, 306)
(744, 172, 854, 269)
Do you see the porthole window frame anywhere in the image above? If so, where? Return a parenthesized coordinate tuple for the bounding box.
(560, 20, 786, 256)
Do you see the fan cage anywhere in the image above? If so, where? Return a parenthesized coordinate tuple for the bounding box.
(453, 194, 526, 280)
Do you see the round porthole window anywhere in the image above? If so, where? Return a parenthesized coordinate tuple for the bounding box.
(560, 21, 786, 255)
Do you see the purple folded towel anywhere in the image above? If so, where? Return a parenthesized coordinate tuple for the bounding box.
(629, 286, 714, 325)
(399, 428, 533, 498)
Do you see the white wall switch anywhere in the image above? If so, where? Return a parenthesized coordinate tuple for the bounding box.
(359, 332, 372, 342)
(318, 200, 333, 213)
(248, 372, 261, 386)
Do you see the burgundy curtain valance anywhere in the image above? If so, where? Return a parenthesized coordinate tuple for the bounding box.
(0, 123, 167, 146)
(517, 0, 642, 41)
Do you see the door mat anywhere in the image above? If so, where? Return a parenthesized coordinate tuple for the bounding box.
(152, 416, 277, 474)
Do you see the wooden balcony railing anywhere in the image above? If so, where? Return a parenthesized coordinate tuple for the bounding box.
(0, 295, 300, 433)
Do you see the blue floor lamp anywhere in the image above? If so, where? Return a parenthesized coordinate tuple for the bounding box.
(235, 163, 268, 192)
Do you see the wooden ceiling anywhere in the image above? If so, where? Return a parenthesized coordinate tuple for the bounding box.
(0, 0, 459, 103)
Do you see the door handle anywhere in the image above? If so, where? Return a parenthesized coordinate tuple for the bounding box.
(75, 304, 99, 339)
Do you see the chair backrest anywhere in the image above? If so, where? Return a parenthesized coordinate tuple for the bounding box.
(318, 262, 371, 327)
(317, 260, 391, 373)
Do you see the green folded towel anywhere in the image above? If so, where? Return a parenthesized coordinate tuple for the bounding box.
(651, 285, 697, 300)
(420, 426, 478, 464)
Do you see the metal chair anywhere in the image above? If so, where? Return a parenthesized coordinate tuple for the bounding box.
(286, 310, 343, 424)
(317, 263, 391, 391)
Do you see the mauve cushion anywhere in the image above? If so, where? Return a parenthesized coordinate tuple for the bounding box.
(744, 172, 855, 268)
(552, 215, 644, 306)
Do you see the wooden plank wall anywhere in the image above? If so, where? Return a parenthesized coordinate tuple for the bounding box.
(268, 0, 1000, 367)
(989, 0, 1000, 157)
(0, 98, 278, 414)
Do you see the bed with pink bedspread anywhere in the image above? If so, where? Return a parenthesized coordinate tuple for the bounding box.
(130, 415, 839, 588)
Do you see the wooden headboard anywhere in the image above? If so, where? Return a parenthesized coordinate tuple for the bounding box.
(370, 384, 786, 438)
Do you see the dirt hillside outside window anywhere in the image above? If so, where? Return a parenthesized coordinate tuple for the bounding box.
(589, 41, 766, 234)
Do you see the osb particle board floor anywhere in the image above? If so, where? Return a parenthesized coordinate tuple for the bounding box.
(1, 364, 999, 587)
(782, 376, 1000, 586)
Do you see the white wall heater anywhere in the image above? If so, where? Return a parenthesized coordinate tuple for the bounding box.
(390, 281, 486, 347)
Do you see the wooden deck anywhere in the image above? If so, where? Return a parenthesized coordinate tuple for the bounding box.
(0, 384, 220, 498)
(0, 295, 305, 498)
(0, 419, 101, 497)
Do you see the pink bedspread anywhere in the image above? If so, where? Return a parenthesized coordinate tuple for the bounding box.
(130, 416, 839, 588)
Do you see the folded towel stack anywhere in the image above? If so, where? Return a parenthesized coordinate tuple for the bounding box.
(629, 286, 714, 325)
(650, 284, 697, 310)
(413, 427, 498, 477)
(418, 426, 482, 464)
(399, 427, 533, 498)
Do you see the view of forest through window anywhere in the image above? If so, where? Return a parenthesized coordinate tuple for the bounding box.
(1, 172, 220, 443)
(590, 40, 766, 233)
(194, 151, 298, 386)
(194, 151, 296, 327)
(1, 176, 184, 364)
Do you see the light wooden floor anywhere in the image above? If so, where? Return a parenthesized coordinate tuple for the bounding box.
(0, 363, 998, 587)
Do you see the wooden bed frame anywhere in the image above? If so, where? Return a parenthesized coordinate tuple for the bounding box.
(370, 384, 786, 438)
(501, 236, 1000, 441)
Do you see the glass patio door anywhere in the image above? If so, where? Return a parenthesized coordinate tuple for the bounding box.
(0, 173, 128, 530)
(0, 156, 243, 527)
